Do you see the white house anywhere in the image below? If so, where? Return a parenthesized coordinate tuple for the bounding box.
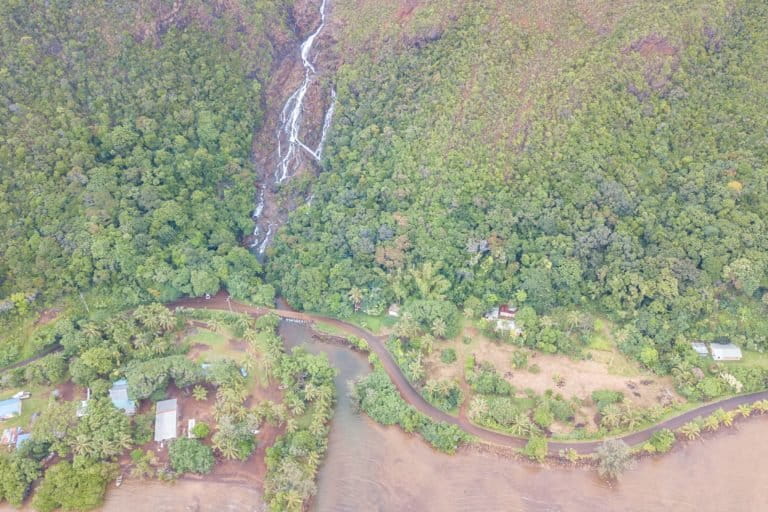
(154, 398, 179, 442)
(710, 343, 742, 361)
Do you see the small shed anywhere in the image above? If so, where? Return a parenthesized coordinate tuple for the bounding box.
(710, 343, 743, 361)
(691, 342, 709, 358)
(154, 398, 179, 442)
(109, 379, 137, 415)
(498, 305, 518, 319)
(0, 398, 22, 420)
(388, 304, 400, 317)
(0, 427, 20, 445)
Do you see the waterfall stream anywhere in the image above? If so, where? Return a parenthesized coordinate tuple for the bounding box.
(275, 0, 332, 184)
(251, 0, 335, 254)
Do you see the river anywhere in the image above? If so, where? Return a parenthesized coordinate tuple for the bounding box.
(282, 322, 768, 512)
(99, 321, 768, 511)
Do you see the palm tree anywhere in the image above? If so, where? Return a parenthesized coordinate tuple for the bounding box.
(621, 405, 643, 430)
(284, 490, 304, 512)
(243, 329, 260, 345)
(752, 400, 768, 414)
(600, 404, 622, 430)
(155, 308, 176, 333)
(81, 322, 101, 340)
(411, 261, 451, 300)
(539, 316, 555, 329)
(469, 397, 488, 420)
(285, 418, 298, 434)
(714, 408, 735, 427)
(348, 287, 363, 311)
(566, 311, 580, 335)
(303, 382, 318, 402)
(420, 334, 435, 354)
(234, 314, 251, 335)
(192, 385, 208, 401)
(208, 318, 227, 334)
(703, 414, 720, 432)
(316, 385, 334, 404)
(288, 396, 306, 416)
(677, 421, 701, 440)
(214, 438, 240, 460)
(508, 413, 533, 437)
(431, 317, 447, 338)
(71, 433, 95, 457)
(307, 451, 321, 472)
(737, 404, 752, 418)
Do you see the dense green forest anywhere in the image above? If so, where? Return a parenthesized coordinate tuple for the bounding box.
(0, 0, 287, 311)
(269, 0, 768, 372)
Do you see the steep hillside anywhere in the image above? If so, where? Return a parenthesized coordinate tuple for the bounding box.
(269, 0, 768, 370)
(0, 0, 289, 309)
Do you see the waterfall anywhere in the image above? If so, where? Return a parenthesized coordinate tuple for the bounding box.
(252, 0, 336, 255)
(275, 0, 332, 184)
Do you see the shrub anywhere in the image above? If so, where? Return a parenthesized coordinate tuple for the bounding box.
(523, 436, 548, 462)
(533, 404, 554, 429)
(132, 413, 154, 445)
(528, 364, 541, 374)
(591, 390, 624, 411)
(169, 438, 214, 474)
(511, 351, 528, 369)
(644, 428, 675, 454)
(440, 348, 457, 364)
(191, 422, 211, 439)
(31, 459, 117, 512)
(0, 452, 40, 507)
(468, 363, 512, 395)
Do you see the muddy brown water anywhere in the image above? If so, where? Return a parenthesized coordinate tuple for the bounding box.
(99, 321, 768, 512)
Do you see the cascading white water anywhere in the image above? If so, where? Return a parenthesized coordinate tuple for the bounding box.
(275, 0, 333, 184)
(316, 87, 336, 159)
(251, 0, 336, 255)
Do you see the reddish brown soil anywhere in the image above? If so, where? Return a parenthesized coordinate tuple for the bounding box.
(34, 308, 61, 327)
(627, 33, 678, 57)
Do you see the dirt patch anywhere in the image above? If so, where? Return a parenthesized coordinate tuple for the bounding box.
(626, 33, 678, 57)
(426, 326, 683, 427)
(35, 308, 61, 327)
(187, 343, 211, 360)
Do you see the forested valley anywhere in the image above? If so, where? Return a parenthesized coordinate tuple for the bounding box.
(269, 0, 768, 374)
(0, 0, 288, 313)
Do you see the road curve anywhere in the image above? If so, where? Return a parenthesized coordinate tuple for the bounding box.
(169, 293, 768, 455)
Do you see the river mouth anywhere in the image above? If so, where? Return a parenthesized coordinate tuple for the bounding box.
(280, 321, 768, 512)
(99, 318, 768, 511)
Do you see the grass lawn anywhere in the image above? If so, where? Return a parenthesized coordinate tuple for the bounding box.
(347, 313, 397, 334)
(314, 322, 347, 337)
(184, 327, 263, 389)
(730, 350, 768, 370)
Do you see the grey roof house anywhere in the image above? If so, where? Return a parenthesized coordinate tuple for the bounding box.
(154, 398, 179, 442)
(710, 343, 743, 361)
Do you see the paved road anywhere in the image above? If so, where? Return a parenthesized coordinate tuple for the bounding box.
(172, 294, 768, 454)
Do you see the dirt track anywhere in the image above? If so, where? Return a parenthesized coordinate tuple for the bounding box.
(170, 293, 768, 455)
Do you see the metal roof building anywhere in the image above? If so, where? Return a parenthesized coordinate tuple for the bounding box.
(154, 398, 179, 442)
(109, 379, 137, 415)
(691, 342, 709, 357)
(0, 398, 21, 420)
(710, 343, 742, 361)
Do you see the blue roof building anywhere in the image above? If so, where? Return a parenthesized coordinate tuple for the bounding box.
(0, 398, 21, 420)
(15, 433, 30, 450)
(109, 379, 137, 415)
